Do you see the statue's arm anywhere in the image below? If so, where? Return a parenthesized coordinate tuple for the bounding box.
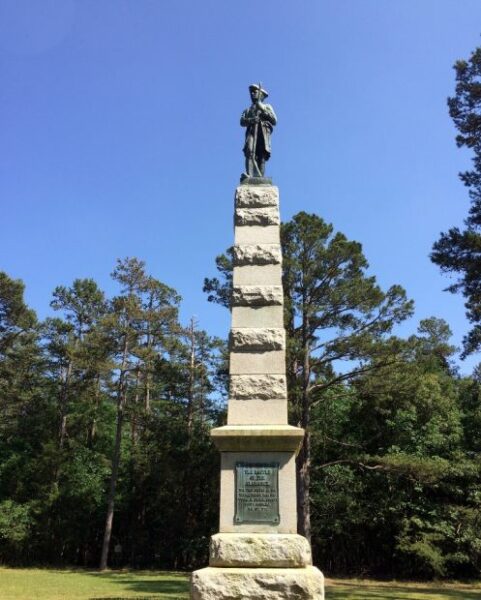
(240, 110, 254, 127)
(260, 104, 277, 126)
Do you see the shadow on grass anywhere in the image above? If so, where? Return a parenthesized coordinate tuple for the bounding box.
(88, 571, 189, 599)
(327, 581, 481, 599)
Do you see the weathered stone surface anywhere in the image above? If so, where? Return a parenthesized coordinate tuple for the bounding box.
(231, 306, 284, 328)
(209, 533, 312, 567)
(232, 285, 283, 307)
(191, 566, 324, 600)
(212, 425, 304, 452)
(235, 206, 280, 226)
(230, 374, 287, 400)
(230, 328, 285, 351)
(233, 244, 281, 266)
(235, 186, 279, 209)
(229, 350, 285, 375)
(235, 225, 280, 245)
(233, 265, 282, 286)
(227, 399, 288, 425)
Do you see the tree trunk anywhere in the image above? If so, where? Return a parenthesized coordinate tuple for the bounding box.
(99, 338, 128, 570)
(199, 368, 206, 425)
(144, 372, 151, 414)
(59, 361, 72, 449)
(131, 367, 140, 445)
(87, 375, 101, 448)
(297, 309, 311, 541)
(296, 429, 311, 541)
(144, 300, 153, 414)
(296, 375, 312, 540)
(187, 318, 196, 436)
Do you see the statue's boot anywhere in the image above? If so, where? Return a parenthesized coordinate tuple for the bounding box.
(257, 157, 265, 177)
(245, 156, 260, 178)
(245, 157, 253, 177)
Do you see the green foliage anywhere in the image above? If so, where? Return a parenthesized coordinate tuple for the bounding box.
(432, 45, 481, 356)
(0, 261, 224, 570)
(1, 197, 481, 581)
(0, 501, 32, 552)
(0, 272, 37, 354)
(202, 249, 233, 309)
(280, 212, 413, 411)
(310, 316, 481, 579)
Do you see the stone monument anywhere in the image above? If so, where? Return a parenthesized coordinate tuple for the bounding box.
(191, 85, 325, 599)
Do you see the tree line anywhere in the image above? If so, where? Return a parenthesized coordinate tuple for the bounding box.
(0, 259, 225, 570)
(1, 214, 480, 578)
(2, 42, 481, 580)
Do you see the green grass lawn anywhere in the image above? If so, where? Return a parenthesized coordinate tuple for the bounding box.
(326, 579, 481, 599)
(1, 568, 481, 599)
(0, 569, 189, 600)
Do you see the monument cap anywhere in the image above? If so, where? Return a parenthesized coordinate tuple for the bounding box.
(249, 83, 268, 99)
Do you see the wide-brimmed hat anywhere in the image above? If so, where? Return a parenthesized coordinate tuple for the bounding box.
(249, 83, 268, 99)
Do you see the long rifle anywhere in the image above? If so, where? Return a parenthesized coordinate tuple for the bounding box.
(251, 81, 262, 177)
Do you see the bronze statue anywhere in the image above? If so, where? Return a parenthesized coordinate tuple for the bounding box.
(240, 83, 277, 181)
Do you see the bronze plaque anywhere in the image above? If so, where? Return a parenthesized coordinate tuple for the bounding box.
(235, 462, 280, 524)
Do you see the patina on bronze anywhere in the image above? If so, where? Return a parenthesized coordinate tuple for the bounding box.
(240, 83, 277, 183)
(234, 462, 280, 524)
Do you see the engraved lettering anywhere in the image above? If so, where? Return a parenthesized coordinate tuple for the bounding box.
(235, 463, 280, 524)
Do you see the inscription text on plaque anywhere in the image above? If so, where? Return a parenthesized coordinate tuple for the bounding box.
(235, 462, 280, 524)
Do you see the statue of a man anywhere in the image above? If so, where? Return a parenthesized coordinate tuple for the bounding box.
(240, 83, 277, 180)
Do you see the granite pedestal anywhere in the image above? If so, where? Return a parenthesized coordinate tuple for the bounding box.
(191, 184, 324, 599)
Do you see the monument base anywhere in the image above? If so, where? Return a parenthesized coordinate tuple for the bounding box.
(240, 174, 273, 185)
(210, 533, 312, 568)
(191, 565, 324, 600)
(191, 533, 324, 599)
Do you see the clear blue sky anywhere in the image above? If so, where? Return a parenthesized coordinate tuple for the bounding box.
(2, 0, 481, 373)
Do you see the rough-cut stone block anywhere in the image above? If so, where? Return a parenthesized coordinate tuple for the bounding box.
(230, 328, 285, 352)
(233, 264, 282, 286)
(231, 306, 284, 328)
(235, 185, 279, 208)
(230, 374, 287, 400)
(229, 350, 285, 375)
(235, 225, 280, 245)
(233, 244, 281, 267)
(235, 206, 280, 226)
(191, 566, 324, 600)
(232, 285, 283, 307)
(209, 533, 312, 567)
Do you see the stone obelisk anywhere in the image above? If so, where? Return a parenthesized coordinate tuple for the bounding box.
(191, 85, 324, 599)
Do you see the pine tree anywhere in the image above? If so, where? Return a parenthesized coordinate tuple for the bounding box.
(282, 213, 413, 540)
(432, 45, 481, 356)
(0, 273, 48, 561)
(99, 258, 180, 570)
(204, 212, 413, 541)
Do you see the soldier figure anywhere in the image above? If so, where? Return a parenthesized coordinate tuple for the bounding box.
(240, 83, 277, 180)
